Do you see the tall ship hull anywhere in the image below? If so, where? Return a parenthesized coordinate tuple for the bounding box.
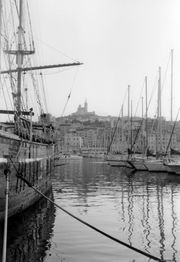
(0, 0, 82, 223)
(0, 130, 55, 221)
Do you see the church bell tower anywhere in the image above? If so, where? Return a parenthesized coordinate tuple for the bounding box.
(84, 99, 88, 113)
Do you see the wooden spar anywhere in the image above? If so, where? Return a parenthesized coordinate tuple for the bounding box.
(0, 62, 83, 74)
(0, 110, 34, 115)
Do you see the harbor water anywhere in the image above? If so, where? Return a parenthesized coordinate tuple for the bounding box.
(0, 158, 180, 261)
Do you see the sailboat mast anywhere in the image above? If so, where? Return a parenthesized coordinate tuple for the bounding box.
(130, 100, 133, 154)
(145, 76, 148, 154)
(128, 85, 130, 150)
(141, 96, 144, 119)
(128, 85, 130, 120)
(171, 49, 173, 122)
(141, 96, 144, 154)
(121, 105, 124, 143)
(157, 67, 162, 155)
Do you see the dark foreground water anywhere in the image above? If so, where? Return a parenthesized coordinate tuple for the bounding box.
(0, 158, 180, 262)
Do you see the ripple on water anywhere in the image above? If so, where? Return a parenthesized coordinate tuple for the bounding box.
(1, 158, 180, 262)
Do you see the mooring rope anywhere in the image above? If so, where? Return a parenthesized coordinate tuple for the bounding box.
(8, 157, 169, 262)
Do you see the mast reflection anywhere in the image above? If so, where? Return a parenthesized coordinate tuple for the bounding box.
(54, 159, 180, 261)
(0, 188, 55, 262)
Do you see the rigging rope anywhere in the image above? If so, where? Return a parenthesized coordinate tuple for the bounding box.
(107, 88, 128, 154)
(1, 80, 10, 121)
(161, 52, 171, 93)
(147, 72, 158, 114)
(165, 107, 180, 155)
(40, 72, 48, 113)
(26, 0, 35, 51)
(134, 78, 145, 117)
(61, 67, 79, 117)
(28, 34, 80, 64)
(61, 91, 71, 117)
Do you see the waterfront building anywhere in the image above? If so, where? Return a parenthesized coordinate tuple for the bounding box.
(55, 102, 180, 155)
(63, 132, 83, 153)
(148, 131, 177, 154)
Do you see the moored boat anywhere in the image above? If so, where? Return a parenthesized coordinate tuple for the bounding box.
(106, 154, 133, 168)
(143, 159, 168, 173)
(164, 160, 180, 175)
(0, 0, 82, 220)
(129, 157, 148, 171)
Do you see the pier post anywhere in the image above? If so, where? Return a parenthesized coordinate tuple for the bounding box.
(2, 164, 10, 262)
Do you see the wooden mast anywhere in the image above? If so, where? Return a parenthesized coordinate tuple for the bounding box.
(4, 0, 35, 115)
(2, 0, 82, 116)
(17, 0, 23, 114)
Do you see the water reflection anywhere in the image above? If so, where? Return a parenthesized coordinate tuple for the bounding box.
(53, 159, 180, 262)
(1, 159, 179, 262)
(0, 188, 55, 262)
(171, 185, 178, 262)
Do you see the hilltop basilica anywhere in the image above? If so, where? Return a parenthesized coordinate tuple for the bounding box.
(71, 100, 96, 121)
(76, 100, 89, 115)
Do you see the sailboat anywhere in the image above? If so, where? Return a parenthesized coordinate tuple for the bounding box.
(163, 108, 180, 175)
(0, 0, 82, 220)
(128, 77, 149, 171)
(106, 85, 134, 168)
(142, 67, 168, 172)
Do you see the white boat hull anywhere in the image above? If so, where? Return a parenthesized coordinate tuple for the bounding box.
(164, 161, 180, 175)
(108, 159, 132, 168)
(130, 159, 148, 171)
(144, 160, 168, 172)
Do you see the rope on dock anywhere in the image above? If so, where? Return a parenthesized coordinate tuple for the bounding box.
(8, 156, 170, 262)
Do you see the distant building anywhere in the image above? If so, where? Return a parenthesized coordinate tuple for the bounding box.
(76, 100, 88, 115)
(55, 101, 180, 154)
(64, 132, 83, 152)
(71, 100, 96, 122)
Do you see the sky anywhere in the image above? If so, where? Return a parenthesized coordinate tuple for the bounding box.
(28, 0, 180, 120)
